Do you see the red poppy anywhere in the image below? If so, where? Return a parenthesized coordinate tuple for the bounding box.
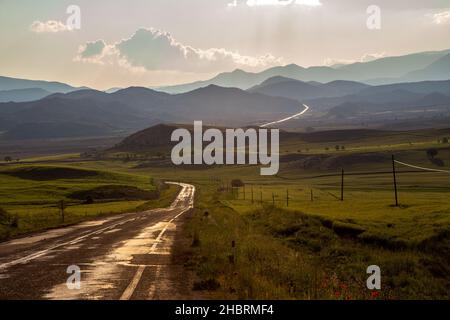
(371, 291, 380, 299)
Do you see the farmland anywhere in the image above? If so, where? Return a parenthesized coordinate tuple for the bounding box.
(0, 127, 449, 299)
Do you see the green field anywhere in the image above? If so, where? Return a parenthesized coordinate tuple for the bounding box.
(0, 129, 449, 299)
(0, 164, 180, 239)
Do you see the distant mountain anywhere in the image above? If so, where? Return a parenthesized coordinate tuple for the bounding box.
(404, 53, 450, 82)
(414, 92, 450, 107)
(0, 88, 51, 103)
(249, 77, 370, 101)
(105, 87, 123, 93)
(307, 79, 450, 110)
(2, 122, 114, 140)
(0, 86, 301, 139)
(158, 49, 450, 93)
(0, 76, 84, 93)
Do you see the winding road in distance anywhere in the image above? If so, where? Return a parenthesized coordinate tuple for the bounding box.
(261, 104, 310, 128)
(0, 183, 195, 300)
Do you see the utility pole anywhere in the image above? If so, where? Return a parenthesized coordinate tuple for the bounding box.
(286, 189, 289, 207)
(272, 193, 275, 206)
(392, 155, 399, 207)
(310, 189, 314, 202)
(59, 200, 66, 223)
(341, 169, 344, 201)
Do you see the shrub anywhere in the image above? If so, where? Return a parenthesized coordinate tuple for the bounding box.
(231, 179, 245, 188)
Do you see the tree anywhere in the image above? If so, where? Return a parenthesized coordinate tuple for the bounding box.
(4, 156, 12, 162)
(443, 137, 449, 144)
(231, 179, 245, 188)
(426, 148, 438, 160)
(335, 145, 340, 151)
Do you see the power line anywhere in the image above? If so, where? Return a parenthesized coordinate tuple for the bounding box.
(394, 160, 450, 173)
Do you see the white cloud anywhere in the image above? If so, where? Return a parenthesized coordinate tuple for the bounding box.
(246, 0, 322, 7)
(75, 40, 113, 65)
(324, 52, 387, 67)
(30, 20, 70, 33)
(430, 10, 450, 25)
(76, 28, 283, 72)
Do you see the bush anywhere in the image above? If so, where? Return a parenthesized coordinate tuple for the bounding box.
(231, 179, 245, 188)
(332, 221, 365, 238)
(426, 148, 438, 159)
(0, 207, 17, 228)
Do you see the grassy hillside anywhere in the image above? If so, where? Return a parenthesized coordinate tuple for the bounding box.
(0, 164, 180, 240)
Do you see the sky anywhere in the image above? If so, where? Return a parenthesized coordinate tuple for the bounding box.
(0, 0, 449, 90)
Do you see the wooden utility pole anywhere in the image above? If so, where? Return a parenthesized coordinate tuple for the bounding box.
(341, 169, 344, 201)
(392, 155, 399, 207)
(59, 200, 66, 223)
(286, 189, 289, 207)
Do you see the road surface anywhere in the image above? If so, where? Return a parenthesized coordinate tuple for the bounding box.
(261, 104, 310, 128)
(0, 182, 195, 300)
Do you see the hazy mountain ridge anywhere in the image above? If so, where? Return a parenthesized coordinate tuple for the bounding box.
(0, 88, 52, 103)
(0, 86, 301, 139)
(158, 49, 450, 93)
(249, 77, 370, 101)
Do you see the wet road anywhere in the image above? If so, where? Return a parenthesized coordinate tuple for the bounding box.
(0, 182, 195, 300)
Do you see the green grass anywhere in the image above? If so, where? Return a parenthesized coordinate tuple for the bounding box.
(1, 128, 449, 299)
(0, 164, 180, 240)
(177, 183, 449, 300)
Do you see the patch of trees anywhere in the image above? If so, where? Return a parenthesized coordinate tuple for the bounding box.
(426, 148, 445, 167)
(437, 137, 448, 144)
(3, 156, 19, 163)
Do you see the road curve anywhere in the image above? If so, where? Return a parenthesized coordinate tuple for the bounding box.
(0, 182, 195, 300)
(261, 104, 310, 128)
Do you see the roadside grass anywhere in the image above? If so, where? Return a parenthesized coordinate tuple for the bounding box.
(180, 185, 449, 300)
(0, 164, 180, 241)
(225, 186, 450, 244)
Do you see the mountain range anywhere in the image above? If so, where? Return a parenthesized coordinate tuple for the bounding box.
(0, 85, 301, 139)
(0, 76, 88, 103)
(0, 48, 449, 140)
(158, 49, 450, 93)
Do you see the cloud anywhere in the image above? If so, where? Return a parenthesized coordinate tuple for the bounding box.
(246, 0, 322, 7)
(324, 52, 387, 67)
(30, 20, 70, 33)
(76, 28, 283, 72)
(430, 10, 450, 24)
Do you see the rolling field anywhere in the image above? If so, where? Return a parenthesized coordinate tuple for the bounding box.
(0, 128, 449, 299)
(0, 164, 180, 239)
